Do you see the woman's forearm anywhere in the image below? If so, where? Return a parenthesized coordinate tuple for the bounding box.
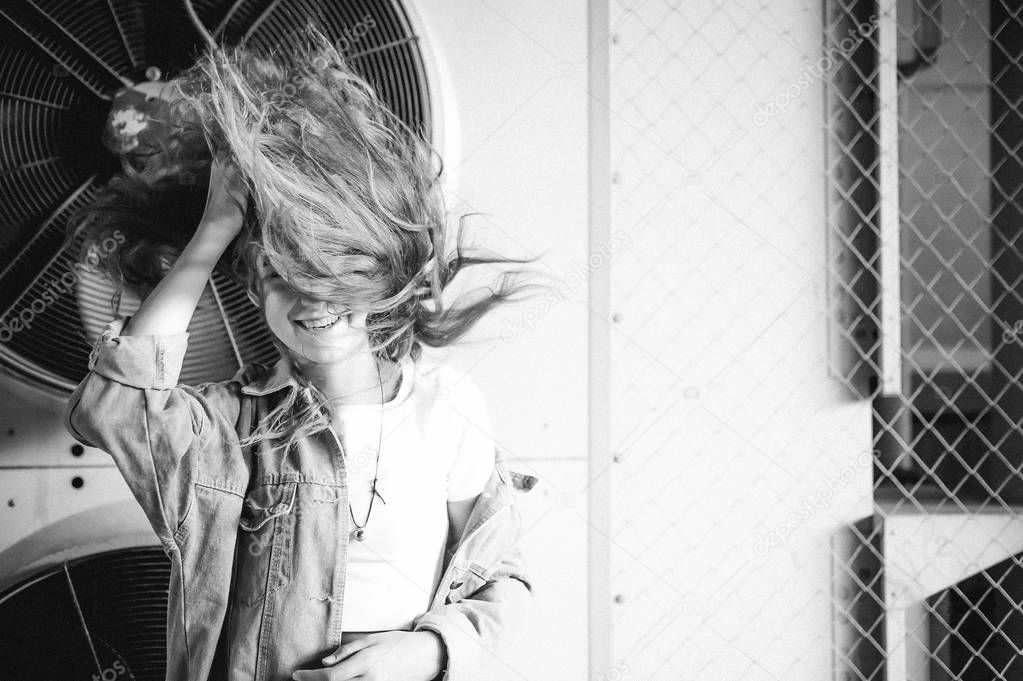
(122, 155, 248, 337)
(121, 222, 237, 337)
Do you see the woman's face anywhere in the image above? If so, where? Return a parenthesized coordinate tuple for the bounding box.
(255, 258, 371, 366)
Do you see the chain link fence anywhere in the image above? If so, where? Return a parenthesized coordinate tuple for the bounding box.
(830, 0, 1023, 679)
(608, 0, 1023, 679)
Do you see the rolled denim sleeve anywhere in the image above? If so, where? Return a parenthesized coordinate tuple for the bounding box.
(63, 316, 245, 543)
(411, 514, 534, 681)
(84, 316, 188, 389)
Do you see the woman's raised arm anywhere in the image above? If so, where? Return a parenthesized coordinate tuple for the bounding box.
(63, 154, 253, 542)
(122, 154, 247, 336)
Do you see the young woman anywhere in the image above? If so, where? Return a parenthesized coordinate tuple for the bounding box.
(64, 28, 542, 681)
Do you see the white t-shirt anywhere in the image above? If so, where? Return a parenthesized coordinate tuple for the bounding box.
(335, 352, 497, 631)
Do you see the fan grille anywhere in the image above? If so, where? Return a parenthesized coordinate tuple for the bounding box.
(0, 0, 431, 394)
(0, 546, 171, 680)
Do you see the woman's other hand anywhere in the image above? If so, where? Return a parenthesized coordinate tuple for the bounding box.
(291, 630, 446, 681)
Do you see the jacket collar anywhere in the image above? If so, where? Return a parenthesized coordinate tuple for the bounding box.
(238, 357, 302, 397)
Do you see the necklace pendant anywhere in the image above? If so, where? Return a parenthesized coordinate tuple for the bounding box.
(353, 528, 365, 541)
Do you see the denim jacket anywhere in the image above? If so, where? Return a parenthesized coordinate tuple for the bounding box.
(62, 316, 539, 681)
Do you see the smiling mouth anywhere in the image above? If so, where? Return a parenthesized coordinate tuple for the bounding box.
(294, 312, 342, 331)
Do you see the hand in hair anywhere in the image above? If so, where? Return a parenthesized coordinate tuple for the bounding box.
(200, 152, 248, 241)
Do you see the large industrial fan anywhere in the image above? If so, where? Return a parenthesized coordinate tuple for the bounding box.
(0, 0, 431, 393)
(0, 1, 432, 677)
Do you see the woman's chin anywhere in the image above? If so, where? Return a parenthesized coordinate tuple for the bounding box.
(303, 350, 352, 365)
(276, 333, 362, 366)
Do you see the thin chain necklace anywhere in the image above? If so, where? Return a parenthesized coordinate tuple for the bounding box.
(345, 358, 400, 541)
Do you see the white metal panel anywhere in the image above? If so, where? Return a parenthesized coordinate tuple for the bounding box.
(607, 1, 875, 678)
(414, 0, 591, 464)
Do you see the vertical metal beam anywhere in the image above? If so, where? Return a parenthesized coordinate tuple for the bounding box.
(588, 0, 612, 677)
(877, 0, 903, 395)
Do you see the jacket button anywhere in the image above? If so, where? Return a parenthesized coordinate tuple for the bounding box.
(449, 580, 463, 589)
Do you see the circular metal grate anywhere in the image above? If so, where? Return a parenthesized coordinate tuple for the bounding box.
(0, 546, 171, 680)
(0, 0, 431, 394)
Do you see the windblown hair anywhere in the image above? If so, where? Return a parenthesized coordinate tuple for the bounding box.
(69, 24, 548, 455)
